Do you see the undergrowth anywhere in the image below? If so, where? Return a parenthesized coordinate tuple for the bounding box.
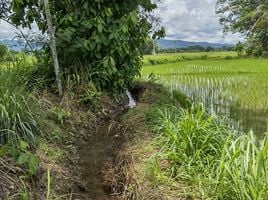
(147, 103, 268, 199)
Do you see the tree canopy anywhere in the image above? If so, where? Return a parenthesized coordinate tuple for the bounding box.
(8, 0, 164, 94)
(0, 0, 10, 19)
(216, 0, 268, 56)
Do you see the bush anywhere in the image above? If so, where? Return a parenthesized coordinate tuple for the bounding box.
(11, 1, 165, 94)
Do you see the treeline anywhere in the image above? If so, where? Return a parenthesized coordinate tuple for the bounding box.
(157, 45, 234, 54)
(0, 43, 28, 62)
(142, 39, 234, 55)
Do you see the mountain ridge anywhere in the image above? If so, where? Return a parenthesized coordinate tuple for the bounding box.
(0, 39, 235, 51)
(0, 39, 25, 51)
(157, 39, 234, 49)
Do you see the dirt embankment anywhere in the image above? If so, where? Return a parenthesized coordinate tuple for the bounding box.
(78, 114, 130, 200)
(76, 82, 170, 200)
(1, 82, 165, 200)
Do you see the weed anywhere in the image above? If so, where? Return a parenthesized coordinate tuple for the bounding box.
(49, 107, 71, 125)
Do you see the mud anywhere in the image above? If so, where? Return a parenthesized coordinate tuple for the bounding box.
(78, 85, 147, 200)
(79, 113, 130, 200)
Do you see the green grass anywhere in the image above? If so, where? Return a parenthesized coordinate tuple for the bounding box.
(0, 61, 40, 147)
(147, 104, 268, 199)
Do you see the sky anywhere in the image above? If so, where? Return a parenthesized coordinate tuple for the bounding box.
(0, 0, 241, 44)
(156, 0, 241, 44)
(0, 20, 19, 40)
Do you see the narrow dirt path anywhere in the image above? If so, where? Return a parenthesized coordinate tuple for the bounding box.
(78, 113, 129, 200)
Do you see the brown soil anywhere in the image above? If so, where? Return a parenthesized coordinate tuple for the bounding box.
(78, 115, 131, 200)
(76, 82, 169, 200)
(0, 83, 164, 200)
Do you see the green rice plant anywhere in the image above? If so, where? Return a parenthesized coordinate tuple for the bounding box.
(142, 56, 268, 133)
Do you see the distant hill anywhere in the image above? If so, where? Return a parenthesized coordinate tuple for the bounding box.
(157, 39, 234, 49)
(1, 38, 234, 51)
(0, 39, 25, 51)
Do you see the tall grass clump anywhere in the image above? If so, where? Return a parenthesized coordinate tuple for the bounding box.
(215, 132, 268, 199)
(0, 65, 40, 147)
(148, 105, 229, 178)
(148, 104, 268, 199)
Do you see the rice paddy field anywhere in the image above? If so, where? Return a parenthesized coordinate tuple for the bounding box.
(143, 51, 237, 66)
(142, 52, 268, 135)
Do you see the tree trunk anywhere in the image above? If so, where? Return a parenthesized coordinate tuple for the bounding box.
(43, 0, 63, 95)
(152, 40, 156, 55)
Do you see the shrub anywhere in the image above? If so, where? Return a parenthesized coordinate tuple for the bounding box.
(11, 1, 165, 94)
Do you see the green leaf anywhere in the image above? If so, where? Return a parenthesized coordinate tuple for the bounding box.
(17, 153, 30, 165)
(28, 155, 39, 175)
(97, 23, 103, 33)
(19, 140, 29, 150)
(110, 57, 115, 67)
(0, 145, 10, 156)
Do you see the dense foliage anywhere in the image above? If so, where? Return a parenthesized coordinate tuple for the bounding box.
(216, 0, 268, 56)
(9, 0, 164, 94)
(0, 0, 10, 19)
(158, 45, 233, 54)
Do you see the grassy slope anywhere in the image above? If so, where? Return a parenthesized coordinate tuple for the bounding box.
(120, 82, 268, 200)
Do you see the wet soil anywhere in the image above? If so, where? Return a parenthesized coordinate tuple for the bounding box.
(78, 114, 129, 200)
(78, 84, 145, 199)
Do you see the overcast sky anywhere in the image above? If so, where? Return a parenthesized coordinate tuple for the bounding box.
(0, 0, 241, 44)
(0, 20, 19, 39)
(156, 0, 241, 44)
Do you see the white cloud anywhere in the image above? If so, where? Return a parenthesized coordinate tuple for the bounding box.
(0, 20, 18, 39)
(0, 1, 243, 44)
(156, 0, 243, 44)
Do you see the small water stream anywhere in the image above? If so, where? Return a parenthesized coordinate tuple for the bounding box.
(78, 90, 136, 199)
(126, 90, 137, 108)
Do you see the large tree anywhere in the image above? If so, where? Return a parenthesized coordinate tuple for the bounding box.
(216, 0, 268, 55)
(9, 0, 164, 94)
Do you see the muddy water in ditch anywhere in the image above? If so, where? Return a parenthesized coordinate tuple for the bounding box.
(79, 116, 126, 200)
